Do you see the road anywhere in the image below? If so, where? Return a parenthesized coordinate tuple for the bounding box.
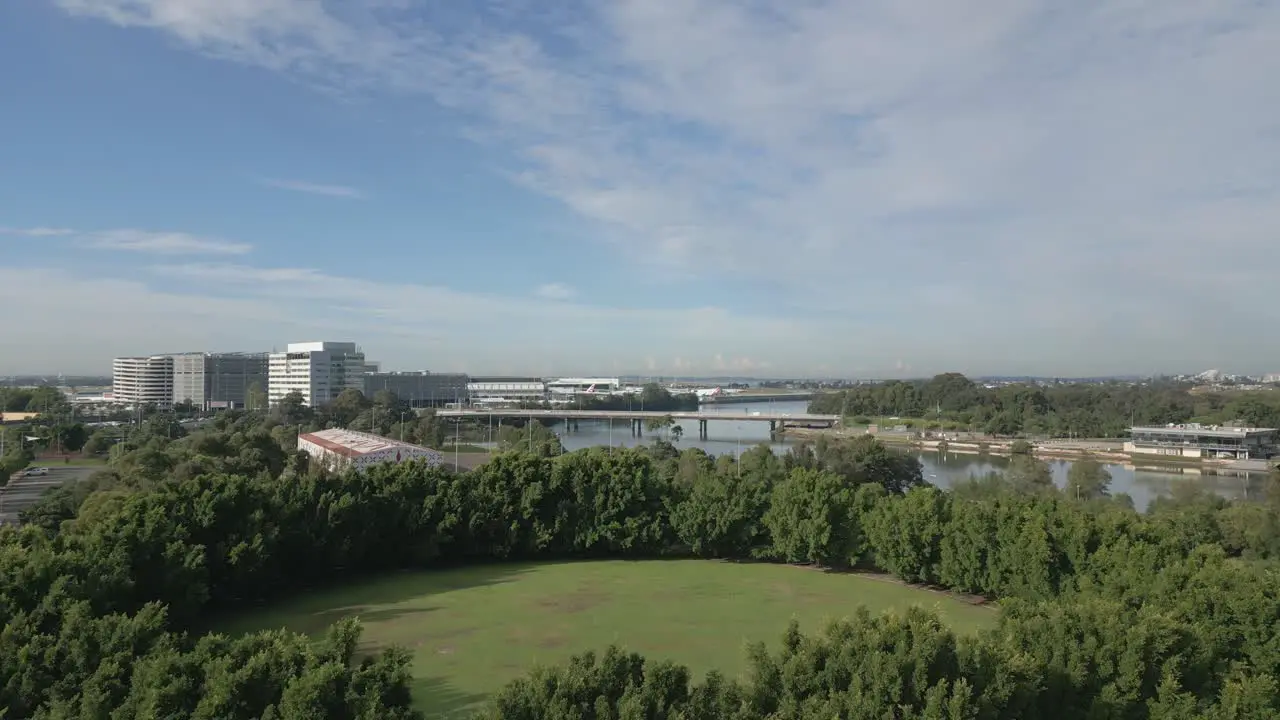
(0, 466, 99, 525)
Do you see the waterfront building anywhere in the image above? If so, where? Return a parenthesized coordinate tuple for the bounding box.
(364, 371, 469, 408)
(298, 428, 443, 471)
(466, 377, 546, 405)
(1126, 424, 1278, 460)
(111, 355, 175, 407)
(172, 352, 269, 410)
(268, 341, 372, 407)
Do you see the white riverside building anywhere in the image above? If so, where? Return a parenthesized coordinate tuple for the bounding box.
(268, 341, 373, 407)
(1126, 424, 1278, 460)
(298, 428, 443, 471)
(112, 356, 175, 407)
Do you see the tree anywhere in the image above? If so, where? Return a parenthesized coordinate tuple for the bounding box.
(331, 388, 371, 427)
(414, 410, 448, 448)
(763, 467, 857, 567)
(498, 421, 563, 456)
(270, 391, 312, 426)
(0, 447, 33, 481)
(245, 382, 268, 412)
(645, 414, 675, 439)
(672, 461, 771, 557)
(82, 430, 113, 456)
(55, 423, 89, 453)
(670, 424, 684, 443)
(1064, 456, 1112, 500)
(1005, 455, 1055, 495)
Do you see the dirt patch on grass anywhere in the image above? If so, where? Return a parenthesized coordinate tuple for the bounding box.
(535, 634, 568, 649)
(535, 588, 611, 614)
(423, 626, 479, 641)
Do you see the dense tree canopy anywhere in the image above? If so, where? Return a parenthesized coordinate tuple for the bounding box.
(3, 408, 1280, 718)
(810, 373, 1280, 437)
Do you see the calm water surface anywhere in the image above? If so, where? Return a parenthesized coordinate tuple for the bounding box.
(472, 400, 1266, 512)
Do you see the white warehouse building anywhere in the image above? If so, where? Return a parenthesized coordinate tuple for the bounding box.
(546, 377, 622, 397)
(268, 341, 373, 407)
(298, 428, 443, 471)
(466, 377, 547, 405)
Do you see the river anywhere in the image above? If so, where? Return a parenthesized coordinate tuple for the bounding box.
(485, 400, 1267, 512)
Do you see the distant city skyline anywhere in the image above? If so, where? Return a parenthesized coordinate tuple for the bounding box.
(2, 356, 1277, 386)
(3, 2, 1279, 377)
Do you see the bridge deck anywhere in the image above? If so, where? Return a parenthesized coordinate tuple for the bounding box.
(435, 409, 839, 423)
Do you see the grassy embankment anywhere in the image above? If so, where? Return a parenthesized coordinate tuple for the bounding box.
(220, 559, 994, 718)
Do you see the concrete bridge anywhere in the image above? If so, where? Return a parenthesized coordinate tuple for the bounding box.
(434, 408, 840, 439)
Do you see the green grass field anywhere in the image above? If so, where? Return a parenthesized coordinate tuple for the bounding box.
(219, 560, 994, 718)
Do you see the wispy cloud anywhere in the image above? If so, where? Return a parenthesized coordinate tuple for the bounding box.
(44, 0, 1280, 374)
(535, 282, 575, 300)
(0, 227, 77, 237)
(84, 229, 252, 255)
(4, 226, 252, 255)
(258, 177, 365, 199)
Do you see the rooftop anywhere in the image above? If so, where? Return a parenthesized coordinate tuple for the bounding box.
(1131, 424, 1277, 438)
(299, 428, 429, 459)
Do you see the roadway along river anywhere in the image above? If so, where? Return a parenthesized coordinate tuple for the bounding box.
(511, 400, 1268, 512)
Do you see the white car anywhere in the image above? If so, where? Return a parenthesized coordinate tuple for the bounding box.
(22, 467, 49, 477)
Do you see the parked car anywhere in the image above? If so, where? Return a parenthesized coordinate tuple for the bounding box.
(21, 467, 49, 477)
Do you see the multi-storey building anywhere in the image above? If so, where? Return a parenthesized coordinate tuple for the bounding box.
(364, 371, 470, 408)
(268, 341, 371, 407)
(171, 352, 269, 410)
(112, 356, 175, 407)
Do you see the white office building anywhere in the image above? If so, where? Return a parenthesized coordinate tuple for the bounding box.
(268, 341, 371, 407)
(112, 355, 175, 407)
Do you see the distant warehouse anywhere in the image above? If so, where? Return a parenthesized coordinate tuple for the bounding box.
(298, 428, 444, 471)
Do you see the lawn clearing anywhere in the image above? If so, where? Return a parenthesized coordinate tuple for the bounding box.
(219, 560, 994, 718)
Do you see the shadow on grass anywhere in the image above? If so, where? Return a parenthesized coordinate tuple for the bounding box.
(413, 676, 490, 719)
(216, 562, 537, 637)
(302, 603, 443, 637)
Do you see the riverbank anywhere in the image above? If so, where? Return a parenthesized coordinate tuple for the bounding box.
(783, 426, 1276, 472)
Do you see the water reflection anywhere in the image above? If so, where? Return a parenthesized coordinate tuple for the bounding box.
(481, 399, 1268, 512)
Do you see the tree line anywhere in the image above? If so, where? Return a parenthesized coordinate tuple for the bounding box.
(4, 408, 1280, 717)
(809, 372, 1280, 437)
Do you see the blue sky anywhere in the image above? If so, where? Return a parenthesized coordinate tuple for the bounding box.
(2, 0, 1278, 378)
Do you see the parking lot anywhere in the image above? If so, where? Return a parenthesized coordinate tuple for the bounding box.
(0, 466, 99, 525)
